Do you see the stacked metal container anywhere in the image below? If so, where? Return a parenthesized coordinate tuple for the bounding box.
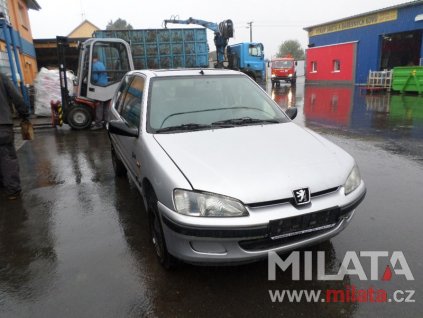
(94, 28, 209, 69)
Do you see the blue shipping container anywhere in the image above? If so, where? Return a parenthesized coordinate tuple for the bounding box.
(94, 28, 209, 69)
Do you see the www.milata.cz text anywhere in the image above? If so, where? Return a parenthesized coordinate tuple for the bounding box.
(268, 287, 415, 303)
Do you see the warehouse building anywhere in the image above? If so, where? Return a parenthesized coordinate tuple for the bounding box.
(304, 0, 423, 84)
(34, 20, 100, 72)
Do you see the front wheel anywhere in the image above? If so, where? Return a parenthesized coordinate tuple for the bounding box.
(67, 105, 92, 130)
(147, 191, 175, 269)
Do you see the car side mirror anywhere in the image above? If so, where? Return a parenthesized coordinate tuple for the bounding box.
(285, 107, 297, 120)
(107, 120, 138, 137)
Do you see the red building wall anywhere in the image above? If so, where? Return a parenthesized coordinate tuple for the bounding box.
(306, 42, 357, 83)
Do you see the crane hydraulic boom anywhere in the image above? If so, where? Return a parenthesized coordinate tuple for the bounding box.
(164, 17, 233, 68)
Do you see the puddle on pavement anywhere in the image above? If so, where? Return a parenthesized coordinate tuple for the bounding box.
(269, 83, 423, 140)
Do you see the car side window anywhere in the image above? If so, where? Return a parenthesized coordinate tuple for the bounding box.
(120, 75, 144, 129)
(114, 75, 133, 113)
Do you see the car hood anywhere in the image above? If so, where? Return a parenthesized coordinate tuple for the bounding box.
(154, 123, 353, 204)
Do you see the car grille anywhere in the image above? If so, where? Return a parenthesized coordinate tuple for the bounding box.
(239, 228, 333, 251)
(247, 187, 339, 208)
(239, 207, 343, 252)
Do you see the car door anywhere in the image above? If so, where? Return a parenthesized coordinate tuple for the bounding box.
(109, 75, 133, 167)
(116, 75, 145, 185)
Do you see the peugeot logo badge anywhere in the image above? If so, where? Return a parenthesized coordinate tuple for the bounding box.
(293, 187, 310, 206)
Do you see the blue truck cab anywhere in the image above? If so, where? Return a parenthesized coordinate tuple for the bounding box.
(227, 42, 266, 82)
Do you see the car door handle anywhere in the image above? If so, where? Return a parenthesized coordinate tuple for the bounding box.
(89, 87, 95, 92)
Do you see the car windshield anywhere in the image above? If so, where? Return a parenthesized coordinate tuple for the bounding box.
(273, 60, 293, 68)
(148, 74, 289, 133)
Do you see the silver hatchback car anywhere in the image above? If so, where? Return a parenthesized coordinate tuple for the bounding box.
(107, 69, 366, 267)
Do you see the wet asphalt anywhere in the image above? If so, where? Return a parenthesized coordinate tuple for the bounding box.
(1, 78, 422, 317)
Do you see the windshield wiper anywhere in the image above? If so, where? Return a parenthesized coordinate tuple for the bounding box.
(155, 123, 211, 133)
(211, 117, 280, 127)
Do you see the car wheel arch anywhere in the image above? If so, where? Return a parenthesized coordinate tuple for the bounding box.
(142, 178, 176, 268)
(142, 178, 154, 209)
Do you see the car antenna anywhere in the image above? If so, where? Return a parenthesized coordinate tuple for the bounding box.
(199, 69, 204, 75)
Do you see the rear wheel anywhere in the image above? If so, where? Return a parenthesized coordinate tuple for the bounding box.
(67, 105, 92, 130)
(147, 190, 175, 269)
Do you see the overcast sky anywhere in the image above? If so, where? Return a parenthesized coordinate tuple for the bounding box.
(29, 0, 412, 57)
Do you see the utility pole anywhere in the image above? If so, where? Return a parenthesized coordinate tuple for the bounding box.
(80, 0, 85, 20)
(247, 21, 253, 42)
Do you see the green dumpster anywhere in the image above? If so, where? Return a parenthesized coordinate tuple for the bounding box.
(392, 66, 423, 94)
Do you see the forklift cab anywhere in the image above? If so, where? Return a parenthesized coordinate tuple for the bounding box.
(76, 38, 133, 102)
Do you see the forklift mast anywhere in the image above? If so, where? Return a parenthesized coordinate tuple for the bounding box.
(56, 36, 71, 111)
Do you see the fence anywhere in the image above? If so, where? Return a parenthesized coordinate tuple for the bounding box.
(367, 70, 393, 89)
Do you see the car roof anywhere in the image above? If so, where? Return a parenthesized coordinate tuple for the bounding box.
(128, 68, 243, 78)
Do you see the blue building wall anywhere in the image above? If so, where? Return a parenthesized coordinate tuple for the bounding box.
(308, 3, 423, 84)
(0, 28, 36, 57)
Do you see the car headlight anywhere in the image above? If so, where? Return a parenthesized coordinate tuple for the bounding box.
(344, 165, 362, 195)
(288, 74, 293, 77)
(271, 74, 276, 78)
(173, 189, 248, 217)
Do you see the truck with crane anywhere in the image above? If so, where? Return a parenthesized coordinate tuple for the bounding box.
(163, 17, 266, 82)
(95, 17, 266, 81)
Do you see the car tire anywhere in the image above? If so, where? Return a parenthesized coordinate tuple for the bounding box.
(147, 191, 175, 269)
(111, 146, 127, 177)
(276, 81, 281, 87)
(67, 105, 92, 130)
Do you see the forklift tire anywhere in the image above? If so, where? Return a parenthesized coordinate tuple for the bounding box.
(271, 81, 275, 88)
(67, 105, 92, 130)
(291, 78, 296, 86)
